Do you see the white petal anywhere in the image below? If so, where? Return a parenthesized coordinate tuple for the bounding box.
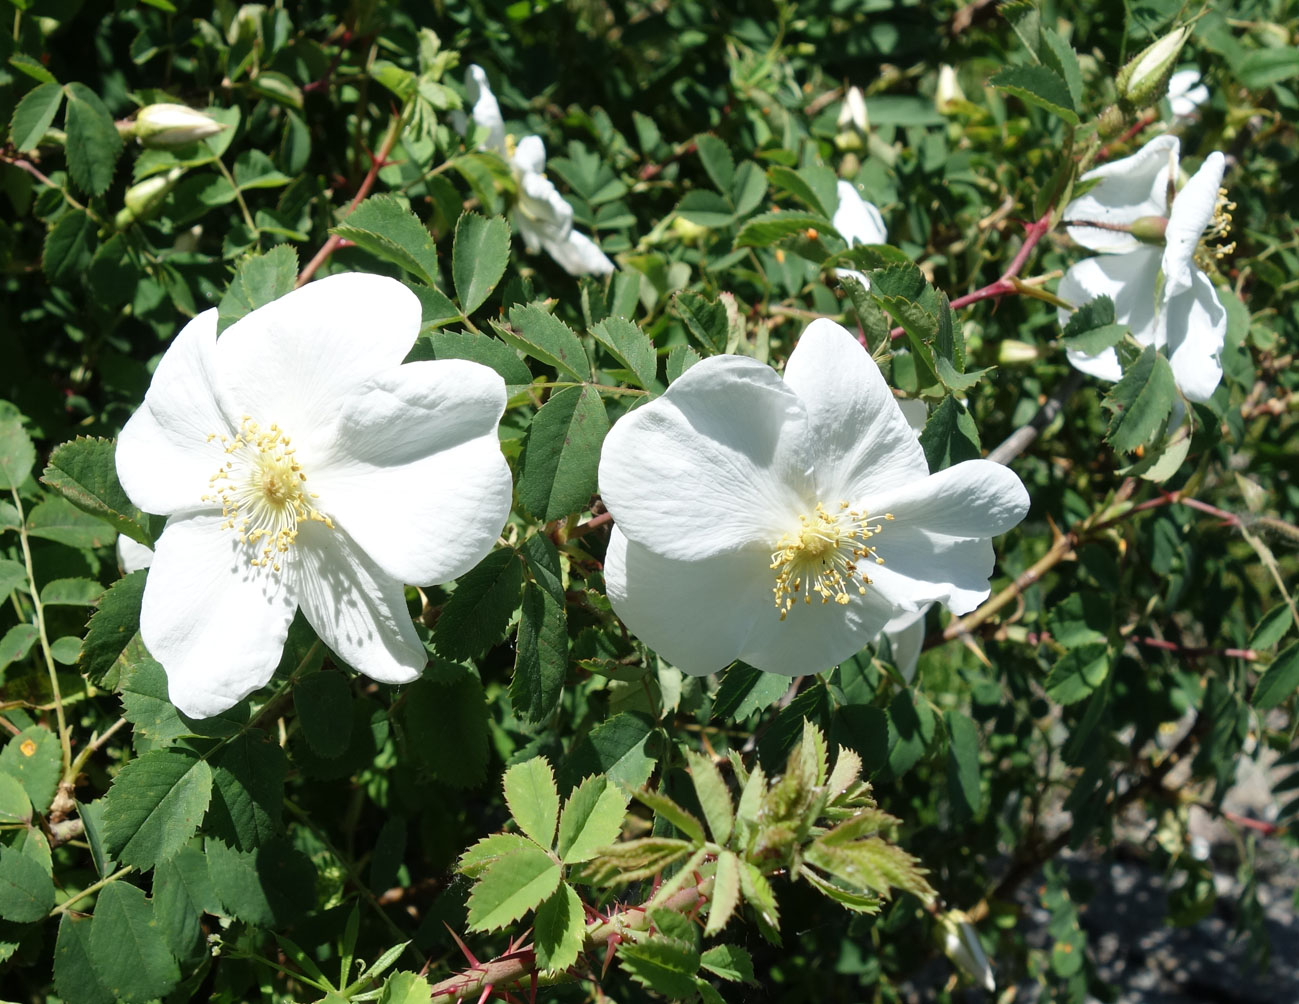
(465, 65, 506, 156)
(896, 398, 928, 435)
(833, 181, 888, 247)
(880, 605, 928, 682)
(117, 536, 154, 573)
(1058, 247, 1164, 383)
(293, 522, 426, 684)
(542, 230, 616, 277)
(1163, 152, 1225, 298)
(833, 266, 871, 290)
(780, 319, 929, 500)
(214, 273, 422, 461)
(516, 167, 574, 239)
(1162, 271, 1226, 402)
(512, 134, 547, 176)
(1065, 135, 1178, 253)
(862, 460, 1030, 540)
(604, 528, 768, 677)
(116, 309, 235, 516)
(739, 574, 897, 677)
(141, 514, 295, 718)
(312, 434, 512, 586)
(1168, 69, 1209, 118)
(866, 525, 998, 615)
(598, 355, 811, 561)
(512, 208, 547, 254)
(306, 358, 512, 584)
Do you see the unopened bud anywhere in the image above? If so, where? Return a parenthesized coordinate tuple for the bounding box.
(939, 911, 995, 992)
(116, 166, 185, 228)
(998, 339, 1042, 364)
(1129, 215, 1169, 243)
(1117, 26, 1192, 112)
(838, 86, 868, 133)
(132, 103, 226, 147)
(935, 65, 967, 114)
(671, 215, 709, 242)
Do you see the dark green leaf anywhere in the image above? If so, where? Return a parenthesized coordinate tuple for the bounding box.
(9, 81, 63, 152)
(217, 245, 298, 334)
(590, 316, 657, 389)
(1253, 642, 1299, 710)
(517, 385, 609, 521)
(499, 304, 591, 381)
(1040, 28, 1084, 109)
(452, 212, 511, 315)
(414, 330, 532, 389)
(42, 437, 154, 545)
(54, 914, 115, 1004)
(64, 82, 123, 195)
(1249, 603, 1292, 651)
(432, 547, 523, 661)
(989, 65, 1079, 123)
(919, 396, 981, 471)
(42, 209, 97, 285)
(0, 845, 54, 922)
(1105, 345, 1176, 452)
(695, 133, 735, 192)
(559, 712, 657, 791)
(620, 937, 701, 998)
(152, 845, 219, 957)
(734, 210, 829, 249)
(945, 710, 983, 818)
(25, 496, 115, 549)
(40, 577, 104, 605)
(1236, 47, 1299, 89)
(101, 747, 213, 869)
(293, 669, 353, 759)
(713, 663, 793, 722)
(205, 836, 315, 926)
(87, 882, 180, 1002)
(332, 195, 440, 287)
(77, 799, 115, 878)
(403, 670, 490, 789)
(0, 406, 35, 491)
(1045, 644, 1111, 705)
(673, 290, 728, 355)
(700, 943, 754, 982)
(207, 731, 286, 851)
(511, 578, 568, 724)
(80, 572, 145, 688)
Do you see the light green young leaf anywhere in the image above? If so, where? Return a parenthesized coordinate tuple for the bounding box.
(534, 882, 584, 973)
(704, 850, 741, 936)
(619, 938, 702, 1000)
(465, 842, 562, 932)
(557, 775, 628, 864)
(377, 971, 433, 1004)
(503, 757, 560, 849)
(632, 787, 706, 844)
(452, 212, 510, 315)
(685, 750, 733, 845)
(1105, 344, 1176, 453)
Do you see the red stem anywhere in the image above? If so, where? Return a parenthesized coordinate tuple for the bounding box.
(889, 207, 1054, 340)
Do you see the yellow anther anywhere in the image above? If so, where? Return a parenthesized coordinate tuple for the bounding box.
(769, 502, 891, 619)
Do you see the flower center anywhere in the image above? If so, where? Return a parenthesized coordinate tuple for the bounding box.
(1195, 185, 1236, 270)
(770, 502, 892, 620)
(203, 417, 333, 572)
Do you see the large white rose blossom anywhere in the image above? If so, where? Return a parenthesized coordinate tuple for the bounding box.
(597, 319, 1029, 678)
(1058, 135, 1231, 402)
(833, 179, 888, 290)
(455, 65, 614, 277)
(116, 273, 513, 718)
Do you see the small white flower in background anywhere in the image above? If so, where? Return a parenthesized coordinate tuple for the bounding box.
(935, 65, 968, 114)
(131, 103, 226, 147)
(116, 273, 513, 718)
(939, 910, 996, 992)
(838, 85, 868, 133)
(455, 65, 614, 277)
(1167, 68, 1209, 119)
(597, 319, 1028, 678)
(1058, 135, 1231, 402)
(833, 180, 888, 290)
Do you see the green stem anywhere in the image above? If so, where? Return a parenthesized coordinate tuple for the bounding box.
(214, 156, 259, 238)
(50, 866, 134, 917)
(11, 488, 72, 778)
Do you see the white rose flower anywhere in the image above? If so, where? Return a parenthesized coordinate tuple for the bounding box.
(116, 273, 513, 718)
(1058, 135, 1231, 402)
(597, 319, 1029, 678)
(1167, 68, 1209, 119)
(455, 66, 614, 277)
(833, 180, 888, 290)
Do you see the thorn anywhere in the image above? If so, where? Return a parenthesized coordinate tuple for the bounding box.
(601, 934, 620, 980)
(443, 922, 480, 967)
(529, 972, 538, 1004)
(476, 984, 494, 1004)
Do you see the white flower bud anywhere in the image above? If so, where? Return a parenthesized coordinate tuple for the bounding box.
(935, 65, 967, 114)
(132, 103, 226, 147)
(940, 911, 995, 992)
(1117, 26, 1192, 112)
(837, 86, 868, 133)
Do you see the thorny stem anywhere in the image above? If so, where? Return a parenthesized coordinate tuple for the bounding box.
(296, 105, 409, 288)
(427, 877, 713, 999)
(888, 207, 1057, 341)
(11, 487, 73, 778)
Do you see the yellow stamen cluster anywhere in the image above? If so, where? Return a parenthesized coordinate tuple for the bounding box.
(202, 417, 332, 572)
(1196, 186, 1236, 270)
(770, 502, 892, 620)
